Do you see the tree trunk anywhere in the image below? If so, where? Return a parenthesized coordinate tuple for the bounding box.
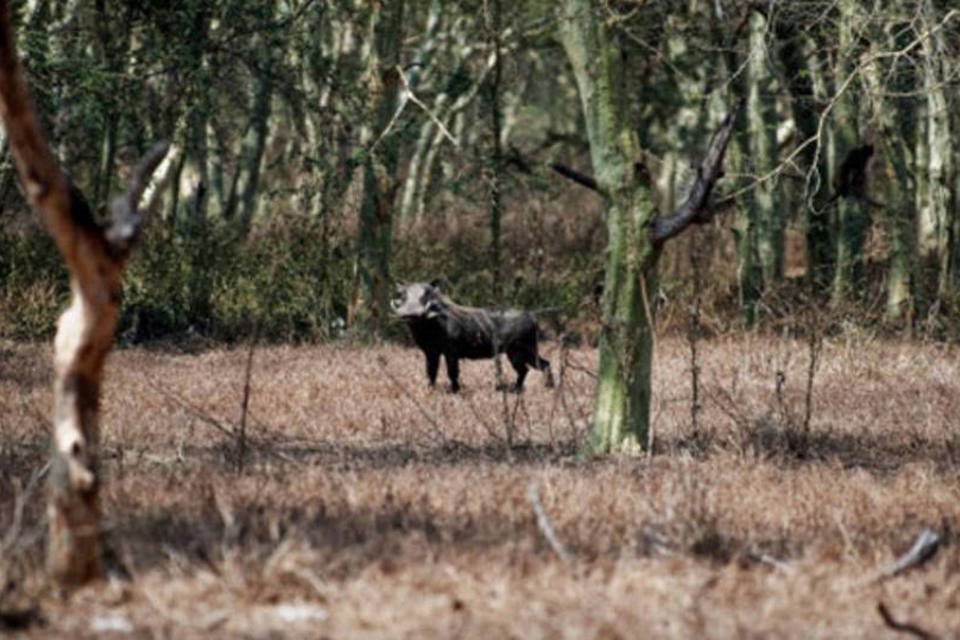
(863, 17, 916, 325)
(800, 36, 835, 295)
(225, 49, 274, 235)
(830, 0, 868, 305)
(0, 0, 168, 585)
(559, 0, 659, 454)
(355, 0, 405, 333)
(919, 10, 955, 297)
(485, 0, 503, 297)
(745, 10, 782, 289)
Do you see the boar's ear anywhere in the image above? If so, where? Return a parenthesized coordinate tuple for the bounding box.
(429, 278, 443, 291)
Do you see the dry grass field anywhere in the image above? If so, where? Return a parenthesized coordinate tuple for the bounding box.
(2, 333, 960, 638)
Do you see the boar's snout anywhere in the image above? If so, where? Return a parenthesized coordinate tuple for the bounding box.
(392, 282, 444, 320)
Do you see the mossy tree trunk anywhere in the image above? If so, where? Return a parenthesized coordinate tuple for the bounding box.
(558, 0, 658, 454)
(558, 0, 737, 454)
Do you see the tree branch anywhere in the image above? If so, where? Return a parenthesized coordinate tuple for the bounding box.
(652, 101, 742, 244)
(550, 162, 598, 192)
(877, 603, 939, 640)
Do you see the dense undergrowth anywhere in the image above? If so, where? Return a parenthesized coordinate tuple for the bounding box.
(5, 211, 960, 345)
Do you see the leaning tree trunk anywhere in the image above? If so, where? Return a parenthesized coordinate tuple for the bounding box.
(0, 0, 168, 586)
(558, 0, 737, 454)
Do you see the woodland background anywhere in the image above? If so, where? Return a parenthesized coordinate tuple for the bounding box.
(0, 0, 957, 344)
(4, 2, 960, 636)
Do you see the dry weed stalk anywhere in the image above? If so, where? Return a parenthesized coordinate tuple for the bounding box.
(687, 227, 705, 441)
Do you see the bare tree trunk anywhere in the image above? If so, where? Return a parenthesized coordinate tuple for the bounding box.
(830, 0, 868, 305)
(0, 0, 167, 586)
(863, 14, 916, 325)
(224, 47, 274, 235)
(485, 0, 503, 297)
(919, 5, 955, 297)
(354, 0, 405, 333)
(745, 9, 783, 289)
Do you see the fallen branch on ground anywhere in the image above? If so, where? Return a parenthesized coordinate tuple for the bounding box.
(877, 602, 939, 640)
(527, 481, 574, 565)
(873, 528, 940, 582)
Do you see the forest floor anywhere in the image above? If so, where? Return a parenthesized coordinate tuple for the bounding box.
(2, 333, 960, 638)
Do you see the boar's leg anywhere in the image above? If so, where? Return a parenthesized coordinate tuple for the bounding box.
(445, 355, 461, 393)
(531, 354, 554, 388)
(425, 350, 440, 387)
(507, 350, 530, 392)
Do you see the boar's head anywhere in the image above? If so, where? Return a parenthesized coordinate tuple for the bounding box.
(391, 280, 446, 320)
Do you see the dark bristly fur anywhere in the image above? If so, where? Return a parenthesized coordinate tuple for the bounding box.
(392, 281, 552, 392)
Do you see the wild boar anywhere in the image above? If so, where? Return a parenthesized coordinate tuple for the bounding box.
(391, 281, 553, 393)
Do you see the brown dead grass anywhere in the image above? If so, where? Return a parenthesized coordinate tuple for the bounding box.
(2, 333, 960, 638)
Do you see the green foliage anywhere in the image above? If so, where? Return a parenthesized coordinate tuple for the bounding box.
(0, 219, 354, 344)
(0, 228, 67, 339)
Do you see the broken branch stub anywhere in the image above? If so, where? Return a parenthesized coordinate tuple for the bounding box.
(0, 0, 169, 586)
(652, 101, 742, 244)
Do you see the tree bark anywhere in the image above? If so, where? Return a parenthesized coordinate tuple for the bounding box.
(919, 8, 955, 297)
(355, 0, 405, 333)
(559, 0, 657, 454)
(225, 47, 274, 235)
(830, 0, 868, 305)
(0, 0, 167, 585)
(863, 18, 916, 325)
(745, 9, 782, 289)
(485, 0, 504, 297)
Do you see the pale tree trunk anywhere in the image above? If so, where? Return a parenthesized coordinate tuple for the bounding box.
(919, 5, 955, 297)
(355, 0, 405, 333)
(558, 0, 736, 454)
(745, 9, 782, 289)
(401, 48, 499, 224)
(0, 0, 168, 585)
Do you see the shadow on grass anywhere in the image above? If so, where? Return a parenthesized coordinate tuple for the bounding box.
(660, 422, 960, 473)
